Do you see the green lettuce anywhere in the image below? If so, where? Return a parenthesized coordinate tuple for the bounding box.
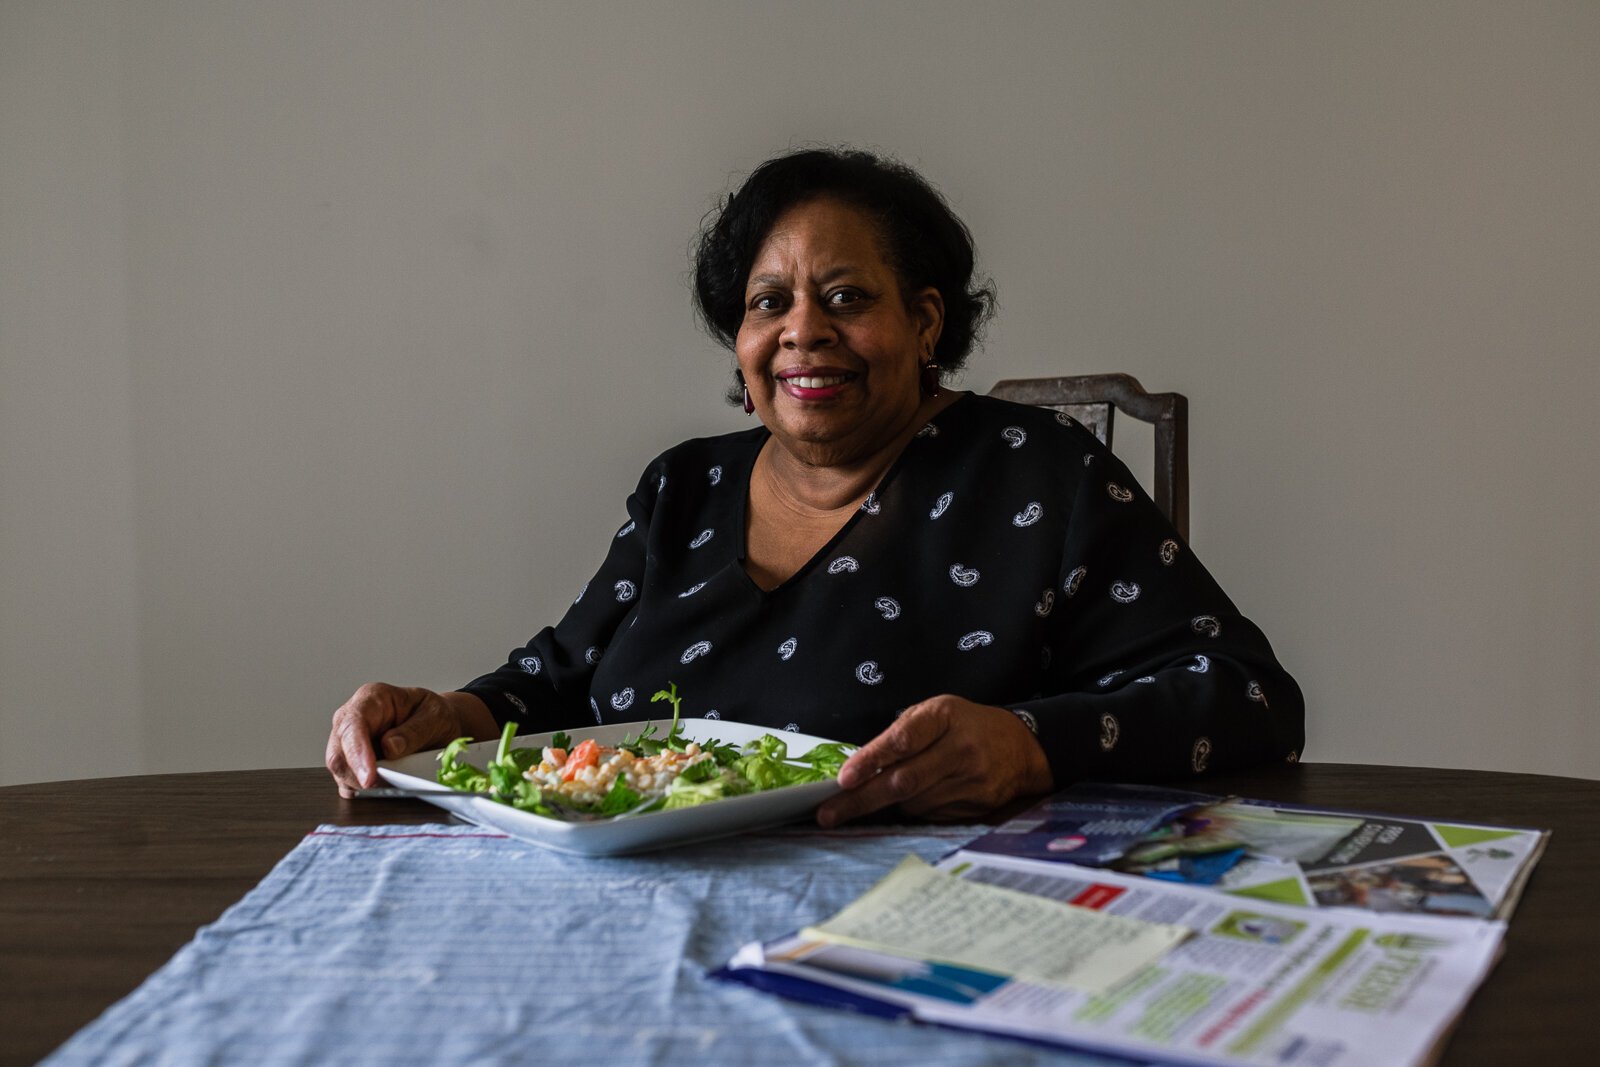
(730, 733, 856, 791)
(661, 770, 753, 810)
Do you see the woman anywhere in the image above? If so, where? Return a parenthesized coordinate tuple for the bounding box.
(326, 148, 1304, 824)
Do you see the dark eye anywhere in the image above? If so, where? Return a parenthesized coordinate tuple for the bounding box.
(750, 292, 784, 312)
(828, 288, 864, 306)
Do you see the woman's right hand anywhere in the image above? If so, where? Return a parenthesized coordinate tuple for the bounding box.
(325, 684, 499, 797)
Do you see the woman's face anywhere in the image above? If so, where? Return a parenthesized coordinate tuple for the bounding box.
(736, 198, 943, 469)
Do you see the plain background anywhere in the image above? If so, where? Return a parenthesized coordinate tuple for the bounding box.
(3, 1, 1596, 787)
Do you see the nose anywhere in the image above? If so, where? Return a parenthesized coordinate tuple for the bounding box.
(780, 296, 836, 351)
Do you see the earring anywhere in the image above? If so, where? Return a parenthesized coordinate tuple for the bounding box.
(920, 361, 942, 398)
(736, 369, 755, 415)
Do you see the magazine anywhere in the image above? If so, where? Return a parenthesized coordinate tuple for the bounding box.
(719, 849, 1506, 1067)
(964, 785, 1549, 920)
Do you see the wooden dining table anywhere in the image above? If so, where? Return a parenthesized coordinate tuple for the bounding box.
(2, 760, 1596, 1065)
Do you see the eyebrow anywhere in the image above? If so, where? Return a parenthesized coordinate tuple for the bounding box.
(746, 266, 863, 290)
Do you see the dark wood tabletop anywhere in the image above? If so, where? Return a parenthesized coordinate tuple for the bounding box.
(2, 761, 1595, 1065)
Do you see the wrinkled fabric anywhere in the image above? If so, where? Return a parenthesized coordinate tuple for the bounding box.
(45, 823, 1128, 1066)
(464, 394, 1304, 786)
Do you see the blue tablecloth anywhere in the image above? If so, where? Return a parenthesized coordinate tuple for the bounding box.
(45, 822, 1124, 1065)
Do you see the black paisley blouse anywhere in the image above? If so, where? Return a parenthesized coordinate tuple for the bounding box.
(460, 393, 1304, 784)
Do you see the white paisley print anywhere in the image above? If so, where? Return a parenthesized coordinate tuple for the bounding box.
(1099, 713, 1120, 751)
(949, 564, 979, 587)
(1064, 566, 1087, 597)
(464, 394, 1302, 785)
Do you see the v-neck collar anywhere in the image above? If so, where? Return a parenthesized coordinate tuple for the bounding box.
(731, 392, 973, 596)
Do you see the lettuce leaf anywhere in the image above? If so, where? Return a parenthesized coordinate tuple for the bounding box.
(796, 742, 854, 778)
(727, 734, 856, 792)
(597, 774, 650, 815)
(734, 753, 828, 792)
(438, 724, 555, 814)
(437, 737, 488, 792)
(661, 770, 753, 810)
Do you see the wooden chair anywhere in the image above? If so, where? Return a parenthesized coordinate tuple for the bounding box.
(988, 373, 1189, 541)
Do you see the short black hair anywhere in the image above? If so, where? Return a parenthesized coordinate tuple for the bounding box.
(693, 148, 995, 384)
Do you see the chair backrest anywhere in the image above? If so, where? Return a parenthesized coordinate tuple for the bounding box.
(988, 373, 1189, 540)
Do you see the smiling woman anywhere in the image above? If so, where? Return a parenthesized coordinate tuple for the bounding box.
(326, 147, 1305, 827)
(735, 197, 956, 592)
(737, 198, 941, 462)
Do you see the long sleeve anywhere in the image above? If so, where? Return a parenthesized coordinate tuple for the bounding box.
(448, 397, 1303, 784)
(1011, 442, 1304, 785)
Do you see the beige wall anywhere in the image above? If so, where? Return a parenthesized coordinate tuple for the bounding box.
(3, 1, 1596, 786)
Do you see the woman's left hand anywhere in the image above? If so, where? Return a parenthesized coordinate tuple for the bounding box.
(815, 695, 1055, 826)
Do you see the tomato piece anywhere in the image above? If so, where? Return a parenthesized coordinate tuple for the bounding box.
(560, 739, 600, 781)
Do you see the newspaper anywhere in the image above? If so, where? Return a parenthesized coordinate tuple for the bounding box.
(964, 785, 1549, 920)
(721, 850, 1506, 1066)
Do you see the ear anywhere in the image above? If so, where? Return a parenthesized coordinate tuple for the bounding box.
(910, 287, 945, 356)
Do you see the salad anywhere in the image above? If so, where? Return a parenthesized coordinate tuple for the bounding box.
(435, 683, 854, 819)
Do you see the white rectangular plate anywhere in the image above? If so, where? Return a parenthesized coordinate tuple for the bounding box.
(377, 718, 845, 856)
